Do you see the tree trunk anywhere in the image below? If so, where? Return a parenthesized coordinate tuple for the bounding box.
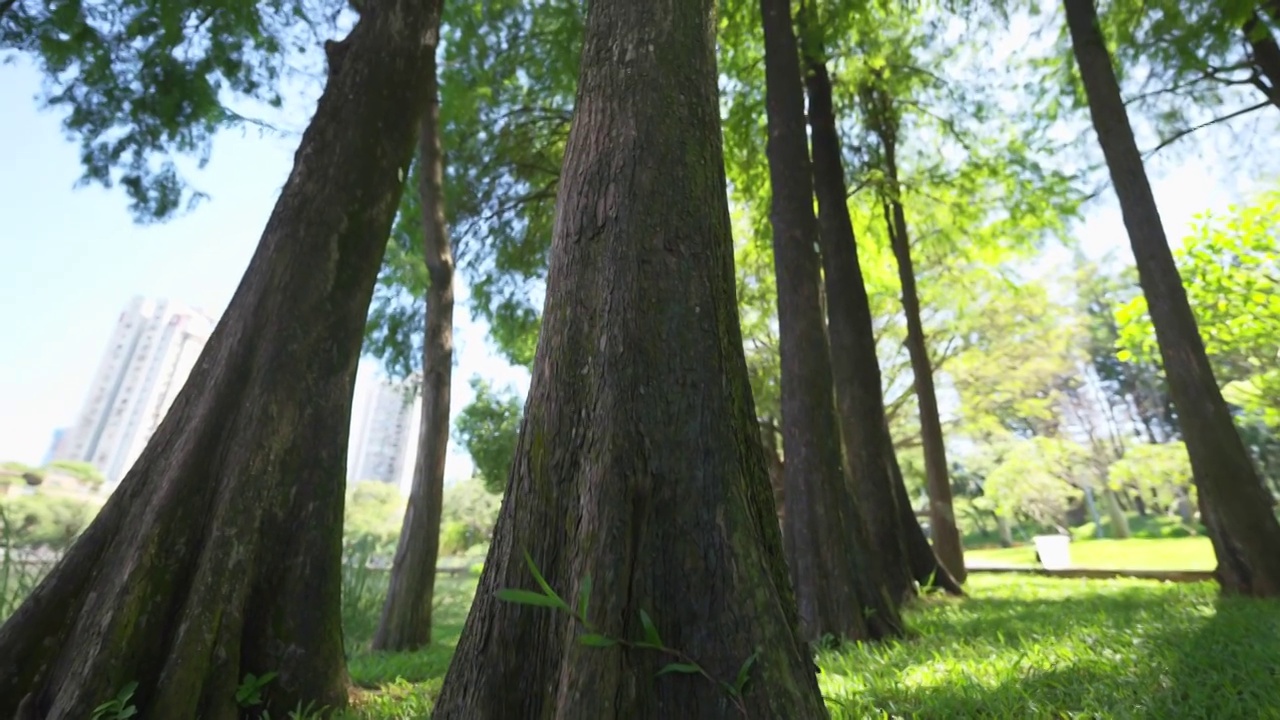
(373, 39, 455, 653)
(1066, 0, 1280, 596)
(1104, 488, 1131, 539)
(760, 0, 903, 641)
(761, 417, 787, 529)
(1243, 11, 1280, 110)
(0, 3, 441, 716)
(802, 52, 963, 594)
(430, 0, 828, 716)
(880, 168, 963, 584)
(996, 513, 1014, 548)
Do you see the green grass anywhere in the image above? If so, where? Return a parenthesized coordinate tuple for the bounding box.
(821, 575, 1280, 718)
(341, 572, 1280, 719)
(967, 536, 1216, 571)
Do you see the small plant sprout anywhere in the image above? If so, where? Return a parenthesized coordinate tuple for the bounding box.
(235, 670, 279, 708)
(90, 682, 139, 720)
(496, 551, 760, 717)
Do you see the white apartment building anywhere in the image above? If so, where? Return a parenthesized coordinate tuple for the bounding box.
(347, 362, 422, 491)
(55, 296, 214, 485)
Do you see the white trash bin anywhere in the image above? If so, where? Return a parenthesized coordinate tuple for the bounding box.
(1032, 534, 1071, 570)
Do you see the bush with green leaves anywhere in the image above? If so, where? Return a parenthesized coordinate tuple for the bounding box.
(0, 493, 100, 549)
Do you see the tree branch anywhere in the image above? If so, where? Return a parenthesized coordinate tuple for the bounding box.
(1142, 101, 1271, 159)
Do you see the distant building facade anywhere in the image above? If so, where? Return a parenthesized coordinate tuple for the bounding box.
(347, 364, 421, 490)
(54, 296, 214, 485)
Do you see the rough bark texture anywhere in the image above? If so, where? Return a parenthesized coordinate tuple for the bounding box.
(0, 3, 440, 716)
(373, 39, 454, 652)
(1067, 0, 1280, 596)
(430, 0, 828, 716)
(760, 0, 903, 642)
(803, 53, 964, 599)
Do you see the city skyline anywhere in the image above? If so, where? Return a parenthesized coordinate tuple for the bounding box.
(52, 296, 215, 485)
(47, 295, 430, 492)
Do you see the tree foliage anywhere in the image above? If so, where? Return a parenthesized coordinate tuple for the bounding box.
(1, 0, 339, 221)
(1116, 186, 1280, 428)
(452, 378, 522, 494)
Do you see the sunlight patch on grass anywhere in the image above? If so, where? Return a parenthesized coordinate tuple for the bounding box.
(967, 536, 1216, 571)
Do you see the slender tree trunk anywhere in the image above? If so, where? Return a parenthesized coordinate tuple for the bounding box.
(430, 0, 828, 715)
(0, 3, 440, 715)
(1104, 489, 1131, 538)
(879, 166, 962, 584)
(1067, 0, 1280, 596)
(803, 51, 963, 594)
(760, 0, 902, 641)
(996, 513, 1014, 548)
(373, 39, 455, 652)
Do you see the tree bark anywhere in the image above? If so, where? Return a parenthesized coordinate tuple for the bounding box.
(1242, 11, 1280, 111)
(760, 0, 903, 641)
(430, 0, 828, 716)
(802, 52, 963, 595)
(880, 162, 964, 583)
(0, 1, 441, 715)
(1066, 0, 1280, 597)
(761, 417, 787, 529)
(373, 36, 455, 653)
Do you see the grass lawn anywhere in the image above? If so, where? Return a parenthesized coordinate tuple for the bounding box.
(966, 536, 1217, 571)
(342, 572, 1280, 719)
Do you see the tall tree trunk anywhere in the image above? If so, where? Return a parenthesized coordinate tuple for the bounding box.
(1243, 11, 1280, 110)
(1066, 0, 1280, 596)
(802, 51, 963, 594)
(430, 0, 828, 716)
(373, 38, 455, 652)
(760, 0, 903, 641)
(761, 417, 787, 529)
(876, 144, 962, 584)
(0, 2, 441, 715)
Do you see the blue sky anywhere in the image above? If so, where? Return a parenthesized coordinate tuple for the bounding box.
(0, 58, 529, 479)
(0, 54, 1263, 473)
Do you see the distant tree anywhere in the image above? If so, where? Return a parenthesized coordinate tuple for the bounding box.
(983, 437, 1093, 531)
(453, 379, 523, 495)
(1067, 0, 1280, 596)
(758, 0, 905, 633)
(1108, 442, 1197, 526)
(375, 8, 457, 652)
(344, 480, 408, 543)
(45, 460, 105, 490)
(1116, 188, 1280, 430)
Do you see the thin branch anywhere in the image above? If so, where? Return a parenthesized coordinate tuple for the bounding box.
(0, 0, 18, 19)
(1142, 100, 1272, 159)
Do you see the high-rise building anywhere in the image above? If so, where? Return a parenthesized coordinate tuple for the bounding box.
(347, 363, 421, 491)
(54, 296, 215, 485)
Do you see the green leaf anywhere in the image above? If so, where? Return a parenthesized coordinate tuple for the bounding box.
(639, 609, 663, 648)
(656, 662, 702, 677)
(578, 574, 592, 622)
(496, 588, 567, 609)
(578, 633, 617, 648)
(735, 649, 760, 693)
(522, 552, 570, 611)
